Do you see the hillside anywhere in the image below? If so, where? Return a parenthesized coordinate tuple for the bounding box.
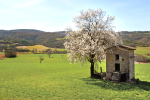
(0, 29, 44, 33)
(121, 31, 150, 46)
(0, 36, 34, 46)
(0, 29, 65, 48)
(0, 30, 150, 48)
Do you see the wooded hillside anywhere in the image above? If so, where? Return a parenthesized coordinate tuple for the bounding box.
(0, 29, 150, 48)
(0, 29, 65, 48)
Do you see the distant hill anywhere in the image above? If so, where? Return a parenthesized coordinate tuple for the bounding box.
(0, 29, 150, 48)
(0, 36, 35, 46)
(10, 29, 45, 33)
(0, 29, 44, 33)
(55, 31, 66, 35)
(121, 31, 150, 46)
(0, 29, 65, 48)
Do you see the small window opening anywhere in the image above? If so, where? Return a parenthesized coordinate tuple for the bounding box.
(115, 63, 120, 71)
(122, 59, 124, 61)
(115, 54, 119, 60)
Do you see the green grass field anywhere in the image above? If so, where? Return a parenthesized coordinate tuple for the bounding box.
(0, 54, 150, 99)
(0, 52, 4, 54)
(135, 47, 150, 55)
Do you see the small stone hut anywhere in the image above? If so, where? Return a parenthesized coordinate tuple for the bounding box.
(105, 45, 136, 82)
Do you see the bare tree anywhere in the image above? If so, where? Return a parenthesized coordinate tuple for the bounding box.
(47, 49, 52, 58)
(135, 54, 150, 63)
(39, 56, 44, 63)
(64, 8, 122, 77)
(61, 55, 64, 58)
(33, 48, 37, 54)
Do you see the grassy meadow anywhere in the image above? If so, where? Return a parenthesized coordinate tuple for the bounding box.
(0, 52, 4, 54)
(0, 54, 150, 99)
(135, 47, 150, 55)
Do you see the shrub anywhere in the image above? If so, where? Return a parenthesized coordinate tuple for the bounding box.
(16, 48, 30, 52)
(47, 49, 52, 58)
(39, 56, 44, 63)
(146, 53, 150, 56)
(135, 54, 150, 63)
(5, 49, 17, 58)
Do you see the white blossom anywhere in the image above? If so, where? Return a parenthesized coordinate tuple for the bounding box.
(64, 8, 122, 67)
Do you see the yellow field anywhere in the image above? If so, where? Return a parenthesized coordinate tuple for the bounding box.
(27, 45, 49, 51)
(16, 45, 66, 52)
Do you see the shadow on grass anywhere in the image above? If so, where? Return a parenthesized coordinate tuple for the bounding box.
(81, 77, 150, 91)
(7, 56, 17, 58)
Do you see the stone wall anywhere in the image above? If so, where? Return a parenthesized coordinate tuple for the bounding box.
(106, 47, 129, 74)
(129, 50, 135, 79)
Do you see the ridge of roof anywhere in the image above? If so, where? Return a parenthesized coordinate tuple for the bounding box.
(105, 45, 136, 51)
(119, 45, 136, 50)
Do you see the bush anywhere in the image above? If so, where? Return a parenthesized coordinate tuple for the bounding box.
(146, 53, 150, 56)
(16, 48, 30, 52)
(135, 54, 150, 63)
(39, 56, 44, 63)
(5, 49, 17, 58)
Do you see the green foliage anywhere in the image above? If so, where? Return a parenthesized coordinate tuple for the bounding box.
(0, 36, 34, 46)
(0, 54, 150, 99)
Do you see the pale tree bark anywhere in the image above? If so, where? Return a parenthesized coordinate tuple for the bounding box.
(64, 8, 122, 77)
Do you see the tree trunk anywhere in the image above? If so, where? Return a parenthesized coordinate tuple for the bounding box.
(90, 60, 94, 77)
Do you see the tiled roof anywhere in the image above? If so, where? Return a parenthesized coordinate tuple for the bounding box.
(105, 45, 136, 51)
(119, 45, 136, 50)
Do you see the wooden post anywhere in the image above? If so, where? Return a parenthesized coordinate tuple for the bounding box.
(100, 67, 102, 73)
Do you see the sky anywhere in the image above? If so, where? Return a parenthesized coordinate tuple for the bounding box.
(0, 0, 150, 32)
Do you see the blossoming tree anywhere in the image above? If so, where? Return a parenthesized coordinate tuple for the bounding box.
(64, 8, 122, 77)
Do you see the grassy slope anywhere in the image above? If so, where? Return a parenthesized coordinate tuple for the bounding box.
(135, 47, 150, 54)
(0, 54, 150, 99)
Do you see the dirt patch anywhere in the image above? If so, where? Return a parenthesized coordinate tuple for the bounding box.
(0, 53, 30, 60)
(0, 54, 5, 60)
(135, 61, 150, 64)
